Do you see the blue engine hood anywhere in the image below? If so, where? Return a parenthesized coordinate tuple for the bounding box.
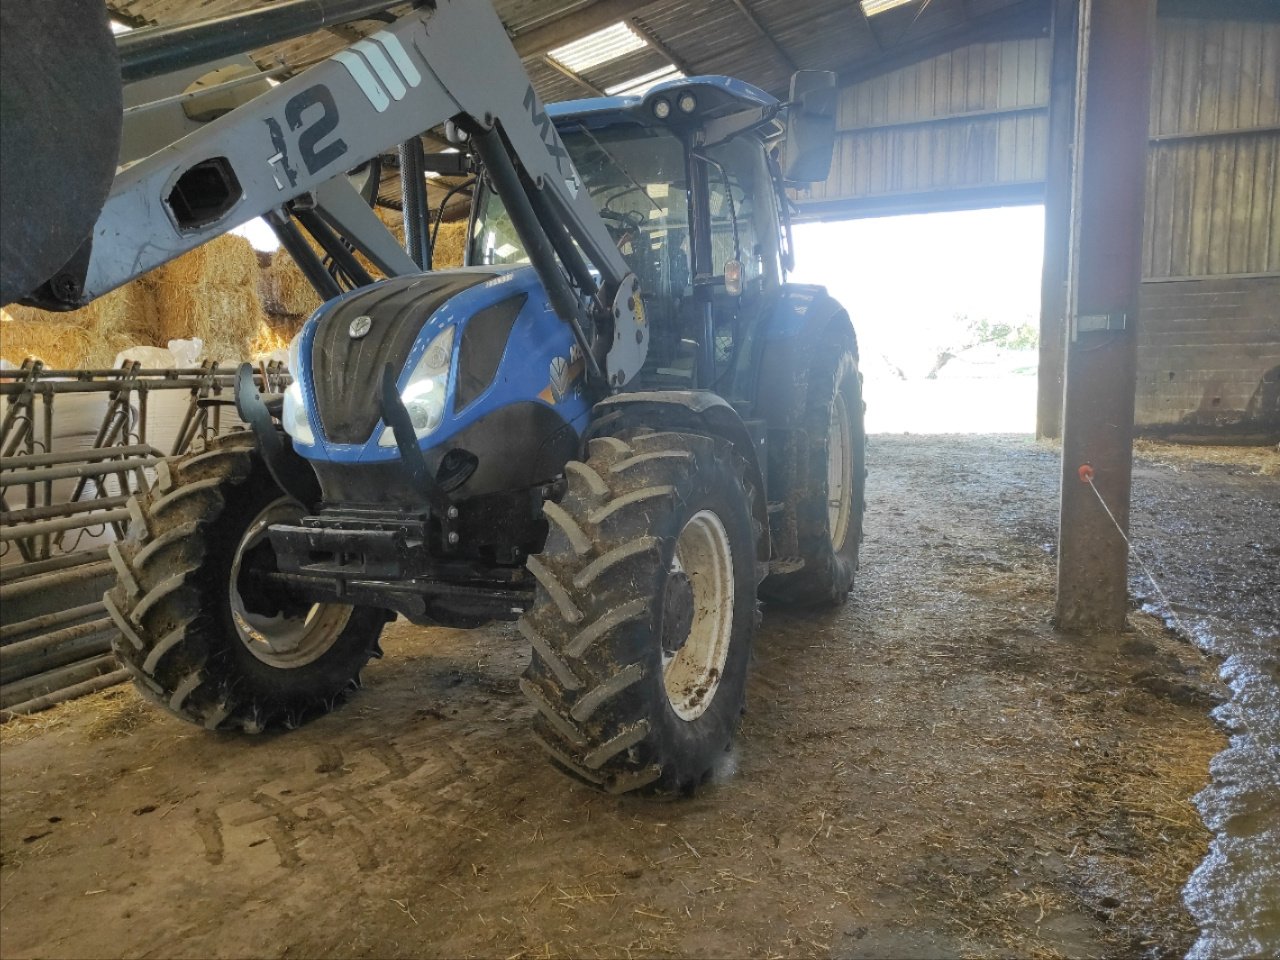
(290, 266, 591, 465)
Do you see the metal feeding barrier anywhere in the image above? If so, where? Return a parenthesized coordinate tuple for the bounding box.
(0, 359, 289, 718)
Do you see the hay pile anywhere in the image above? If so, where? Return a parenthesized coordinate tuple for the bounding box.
(433, 218, 469, 270)
(247, 320, 295, 362)
(2, 216, 475, 371)
(260, 205, 406, 321)
(148, 234, 265, 361)
(1134, 438, 1280, 477)
(259, 210, 471, 327)
(1, 282, 159, 368)
(1, 234, 264, 368)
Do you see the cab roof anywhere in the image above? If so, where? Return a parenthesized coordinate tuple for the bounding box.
(547, 75, 782, 137)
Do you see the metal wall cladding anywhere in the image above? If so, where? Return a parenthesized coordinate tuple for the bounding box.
(1137, 18, 1279, 431)
(804, 15, 1279, 284)
(1144, 17, 1280, 279)
(801, 37, 1051, 208)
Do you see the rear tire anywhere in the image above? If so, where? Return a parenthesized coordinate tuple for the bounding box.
(760, 340, 866, 606)
(520, 431, 762, 795)
(104, 432, 385, 732)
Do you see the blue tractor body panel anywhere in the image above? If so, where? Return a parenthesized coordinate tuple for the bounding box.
(285, 74, 808, 482)
(290, 266, 590, 464)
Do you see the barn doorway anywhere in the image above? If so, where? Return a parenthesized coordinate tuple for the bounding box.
(791, 206, 1045, 434)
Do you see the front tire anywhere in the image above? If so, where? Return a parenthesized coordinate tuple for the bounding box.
(520, 431, 762, 795)
(104, 432, 386, 732)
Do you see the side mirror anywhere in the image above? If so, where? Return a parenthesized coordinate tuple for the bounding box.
(782, 70, 837, 184)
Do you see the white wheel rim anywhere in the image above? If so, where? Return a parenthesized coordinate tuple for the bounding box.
(663, 509, 734, 722)
(230, 498, 352, 668)
(828, 389, 853, 550)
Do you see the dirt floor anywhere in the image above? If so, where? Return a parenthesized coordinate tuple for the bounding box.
(4, 434, 1272, 960)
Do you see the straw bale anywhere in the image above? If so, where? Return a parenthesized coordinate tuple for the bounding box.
(248, 318, 303, 362)
(0, 281, 160, 368)
(261, 248, 325, 319)
(149, 234, 264, 361)
(376, 205, 408, 246)
(257, 209, 467, 326)
(0, 313, 95, 368)
(433, 219, 468, 269)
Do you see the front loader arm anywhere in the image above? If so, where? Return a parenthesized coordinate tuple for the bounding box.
(47, 0, 646, 386)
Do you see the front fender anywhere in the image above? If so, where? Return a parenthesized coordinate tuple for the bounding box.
(752, 282, 856, 431)
(586, 391, 771, 565)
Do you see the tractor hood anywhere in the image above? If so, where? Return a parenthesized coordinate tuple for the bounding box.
(287, 266, 591, 467)
(309, 270, 494, 445)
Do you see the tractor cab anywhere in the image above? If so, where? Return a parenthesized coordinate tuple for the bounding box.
(469, 77, 811, 399)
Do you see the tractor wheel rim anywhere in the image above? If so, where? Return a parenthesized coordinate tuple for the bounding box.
(229, 498, 351, 669)
(663, 509, 734, 722)
(828, 389, 853, 550)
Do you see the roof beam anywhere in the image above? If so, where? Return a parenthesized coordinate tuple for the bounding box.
(511, 0, 664, 59)
(628, 16, 695, 76)
(726, 0, 798, 72)
(326, 23, 366, 44)
(540, 54, 607, 97)
(851, 0, 885, 51)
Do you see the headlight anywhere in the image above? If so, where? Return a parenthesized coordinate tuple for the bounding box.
(286, 328, 303, 375)
(282, 381, 314, 445)
(379, 325, 455, 446)
(281, 331, 315, 445)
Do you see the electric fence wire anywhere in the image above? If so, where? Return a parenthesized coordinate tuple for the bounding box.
(1083, 474, 1188, 636)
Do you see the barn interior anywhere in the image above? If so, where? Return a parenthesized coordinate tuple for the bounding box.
(1, 1, 1276, 957)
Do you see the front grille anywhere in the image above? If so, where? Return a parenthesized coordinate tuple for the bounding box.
(310, 272, 493, 444)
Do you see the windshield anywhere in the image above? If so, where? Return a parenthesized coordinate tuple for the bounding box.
(470, 125, 692, 303)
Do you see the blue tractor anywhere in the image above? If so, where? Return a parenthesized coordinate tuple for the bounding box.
(101, 55, 865, 794)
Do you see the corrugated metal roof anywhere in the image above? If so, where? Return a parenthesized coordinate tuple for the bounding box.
(862, 0, 917, 16)
(104, 0, 1050, 217)
(547, 21, 647, 73)
(106, 0, 1048, 104)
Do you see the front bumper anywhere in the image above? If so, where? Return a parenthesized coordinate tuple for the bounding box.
(268, 510, 533, 624)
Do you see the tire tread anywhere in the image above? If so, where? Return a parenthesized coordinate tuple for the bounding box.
(520, 431, 757, 795)
(105, 433, 380, 733)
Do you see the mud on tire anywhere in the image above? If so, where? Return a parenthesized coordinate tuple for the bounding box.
(520, 431, 763, 796)
(760, 339, 866, 607)
(104, 432, 386, 732)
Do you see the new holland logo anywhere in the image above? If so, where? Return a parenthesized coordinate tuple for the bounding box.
(349, 315, 373, 339)
(546, 344, 584, 404)
(334, 33, 422, 113)
(549, 356, 570, 402)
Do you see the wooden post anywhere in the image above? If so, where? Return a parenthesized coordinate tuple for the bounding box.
(1036, 0, 1078, 440)
(1056, 0, 1156, 633)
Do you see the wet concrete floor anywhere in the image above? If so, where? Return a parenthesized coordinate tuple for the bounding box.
(1127, 445, 1279, 959)
(0, 435, 1273, 959)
